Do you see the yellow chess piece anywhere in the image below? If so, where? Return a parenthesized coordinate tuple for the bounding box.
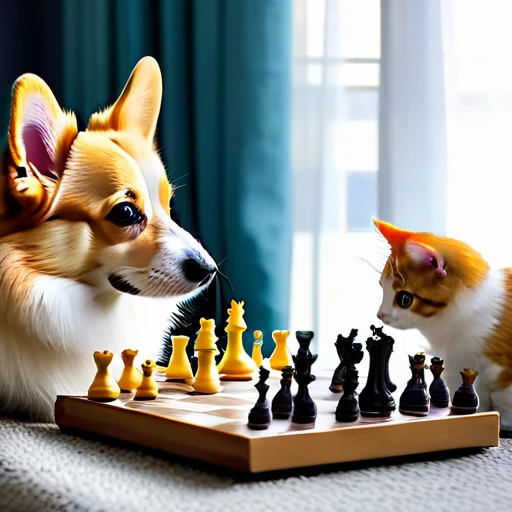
(217, 300, 257, 381)
(269, 330, 293, 371)
(193, 318, 221, 394)
(88, 350, 121, 402)
(134, 360, 159, 400)
(252, 330, 264, 367)
(117, 349, 143, 392)
(166, 335, 194, 381)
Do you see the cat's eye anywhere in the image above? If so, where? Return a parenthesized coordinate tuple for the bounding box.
(106, 202, 145, 227)
(397, 290, 414, 309)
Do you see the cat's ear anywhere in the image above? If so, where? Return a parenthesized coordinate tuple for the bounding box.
(405, 241, 447, 279)
(374, 219, 414, 250)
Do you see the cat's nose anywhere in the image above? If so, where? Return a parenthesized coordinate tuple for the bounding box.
(182, 257, 216, 286)
(377, 310, 384, 321)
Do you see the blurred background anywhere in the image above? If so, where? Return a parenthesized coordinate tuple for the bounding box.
(291, 0, 512, 369)
(2, 0, 511, 368)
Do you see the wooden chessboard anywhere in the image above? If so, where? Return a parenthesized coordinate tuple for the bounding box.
(55, 370, 500, 473)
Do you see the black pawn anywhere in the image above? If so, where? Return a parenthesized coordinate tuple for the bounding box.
(248, 366, 272, 430)
(452, 368, 479, 415)
(429, 356, 450, 408)
(399, 352, 430, 416)
(335, 366, 360, 422)
(271, 366, 294, 419)
(358, 326, 396, 418)
(292, 331, 318, 424)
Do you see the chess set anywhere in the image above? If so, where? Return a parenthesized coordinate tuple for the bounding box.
(55, 301, 500, 473)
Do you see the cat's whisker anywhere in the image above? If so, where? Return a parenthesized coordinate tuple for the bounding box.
(356, 255, 383, 274)
(170, 172, 190, 184)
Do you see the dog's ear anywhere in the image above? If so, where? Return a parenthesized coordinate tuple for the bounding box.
(88, 56, 162, 141)
(0, 74, 78, 236)
(8, 74, 78, 180)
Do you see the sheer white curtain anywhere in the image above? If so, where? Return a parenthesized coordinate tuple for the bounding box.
(443, 0, 512, 267)
(379, 0, 446, 233)
(290, 0, 512, 368)
(290, 0, 381, 368)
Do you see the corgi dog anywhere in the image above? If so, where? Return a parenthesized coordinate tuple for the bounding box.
(374, 219, 512, 430)
(0, 57, 216, 422)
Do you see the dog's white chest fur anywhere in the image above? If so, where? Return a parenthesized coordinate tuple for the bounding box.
(0, 275, 173, 421)
(0, 56, 217, 423)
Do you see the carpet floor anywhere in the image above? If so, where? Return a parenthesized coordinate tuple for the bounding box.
(1, 416, 511, 512)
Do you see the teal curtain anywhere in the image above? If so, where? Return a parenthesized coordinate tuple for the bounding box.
(60, 0, 293, 353)
(0, 1, 64, 148)
(0, 1, 292, 353)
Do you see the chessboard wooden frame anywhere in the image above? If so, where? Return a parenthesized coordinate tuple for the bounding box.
(55, 376, 500, 473)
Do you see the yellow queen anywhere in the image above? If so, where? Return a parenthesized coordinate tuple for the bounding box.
(217, 300, 257, 381)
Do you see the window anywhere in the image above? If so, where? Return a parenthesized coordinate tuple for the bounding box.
(290, 0, 385, 369)
(290, 0, 512, 376)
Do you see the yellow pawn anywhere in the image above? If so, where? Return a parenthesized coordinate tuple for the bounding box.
(166, 335, 194, 381)
(117, 349, 143, 392)
(193, 318, 221, 394)
(269, 330, 293, 371)
(134, 360, 159, 400)
(88, 350, 121, 402)
(252, 330, 264, 367)
(217, 300, 257, 381)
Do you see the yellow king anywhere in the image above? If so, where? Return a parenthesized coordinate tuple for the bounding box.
(217, 300, 257, 381)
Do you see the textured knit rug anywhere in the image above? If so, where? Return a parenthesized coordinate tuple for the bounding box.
(0, 416, 511, 512)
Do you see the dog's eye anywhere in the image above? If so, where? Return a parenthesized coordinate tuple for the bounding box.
(396, 291, 414, 309)
(106, 202, 145, 227)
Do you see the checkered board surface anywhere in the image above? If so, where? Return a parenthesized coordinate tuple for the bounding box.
(120, 371, 456, 433)
(55, 370, 500, 472)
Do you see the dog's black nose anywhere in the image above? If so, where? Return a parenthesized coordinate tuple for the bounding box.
(182, 258, 216, 285)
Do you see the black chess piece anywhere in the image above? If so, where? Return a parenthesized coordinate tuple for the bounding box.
(451, 368, 479, 415)
(214, 335, 226, 365)
(330, 329, 363, 393)
(190, 354, 199, 376)
(271, 366, 294, 419)
(380, 334, 397, 394)
(429, 356, 450, 408)
(292, 331, 318, 424)
(248, 366, 272, 429)
(399, 352, 430, 416)
(370, 325, 396, 393)
(335, 365, 360, 422)
(358, 326, 396, 418)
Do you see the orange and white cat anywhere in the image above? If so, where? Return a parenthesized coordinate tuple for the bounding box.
(375, 219, 512, 429)
(0, 57, 216, 421)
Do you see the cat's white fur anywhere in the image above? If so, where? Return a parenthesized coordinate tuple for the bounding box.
(378, 268, 512, 428)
